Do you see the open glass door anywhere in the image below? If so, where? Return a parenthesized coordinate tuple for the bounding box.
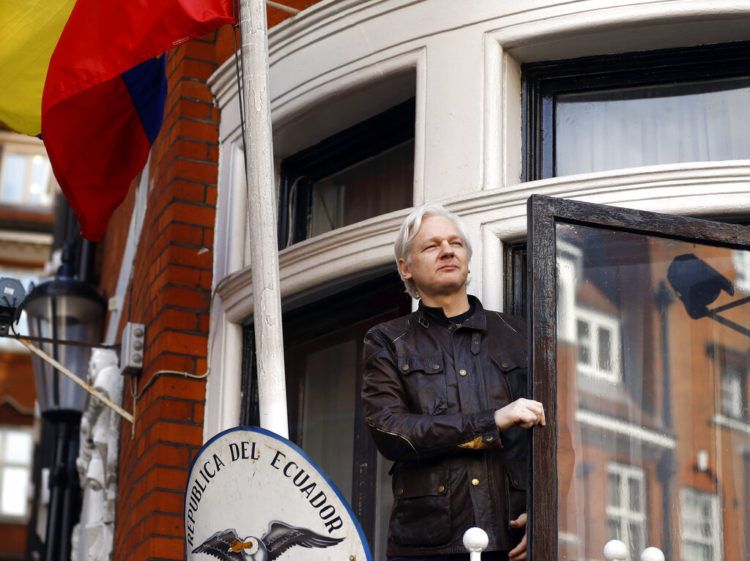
(528, 195, 750, 561)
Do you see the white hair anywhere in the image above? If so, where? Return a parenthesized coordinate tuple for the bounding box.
(394, 203, 473, 299)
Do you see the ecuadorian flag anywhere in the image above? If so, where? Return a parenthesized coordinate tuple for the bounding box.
(0, 0, 235, 240)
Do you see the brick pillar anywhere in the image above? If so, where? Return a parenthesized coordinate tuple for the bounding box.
(112, 29, 228, 561)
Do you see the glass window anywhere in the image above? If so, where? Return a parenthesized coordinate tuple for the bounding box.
(0, 427, 33, 518)
(524, 42, 750, 180)
(721, 365, 745, 420)
(606, 464, 646, 558)
(575, 309, 621, 384)
(680, 489, 722, 561)
(733, 250, 750, 293)
(527, 197, 750, 561)
(279, 99, 415, 247)
(0, 140, 55, 207)
(555, 79, 750, 176)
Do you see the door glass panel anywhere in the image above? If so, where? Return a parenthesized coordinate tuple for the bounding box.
(301, 340, 357, 502)
(555, 222, 749, 561)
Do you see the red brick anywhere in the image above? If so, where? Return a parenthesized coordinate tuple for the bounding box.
(169, 203, 216, 227)
(155, 331, 207, 356)
(180, 59, 218, 81)
(174, 119, 220, 143)
(205, 186, 218, 206)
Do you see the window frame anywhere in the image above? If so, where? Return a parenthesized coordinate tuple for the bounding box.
(680, 488, 723, 561)
(526, 194, 750, 561)
(0, 139, 55, 208)
(606, 463, 647, 555)
(278, 98, 416, 249)
(522, 41, 750, 181)
(575, 308, 622, 384)
(0, 425, 33, 521)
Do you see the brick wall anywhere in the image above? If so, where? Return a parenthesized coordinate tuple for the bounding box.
(103, 4, 323, 559)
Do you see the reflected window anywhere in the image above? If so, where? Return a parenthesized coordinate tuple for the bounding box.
(524, 42, 750, 180)
(680, 489, 722, 561)
(279, 99, 415, 248)
(0, 427, 32, 518)
(721, 365, 746, 421)
(607, 464, 646, 557)
(733, 250, 750, 293)
(528, 198, 750, 561)
(576, 309, 621, 383)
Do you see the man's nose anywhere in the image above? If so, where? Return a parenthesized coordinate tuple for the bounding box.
(438, 240, 454, 256)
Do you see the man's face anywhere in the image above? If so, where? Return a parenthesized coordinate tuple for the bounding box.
(398, 215, 469, 301)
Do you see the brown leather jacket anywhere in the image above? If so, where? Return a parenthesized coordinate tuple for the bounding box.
(361, 297, 528, 557)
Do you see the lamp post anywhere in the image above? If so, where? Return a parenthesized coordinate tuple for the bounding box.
(23, 270, 105, 561)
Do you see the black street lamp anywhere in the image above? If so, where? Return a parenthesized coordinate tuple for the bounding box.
(23, 272, 105, 561)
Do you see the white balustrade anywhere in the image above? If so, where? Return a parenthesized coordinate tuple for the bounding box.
(604, 539, 666, 561)
(463, 527, 489, 560)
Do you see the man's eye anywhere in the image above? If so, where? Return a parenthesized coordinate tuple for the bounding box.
(423, 244, 437, 251)
(451, 240, 464, 247)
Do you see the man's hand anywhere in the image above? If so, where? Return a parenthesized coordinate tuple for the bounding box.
(494, 398, 546, 431)
(508, 513, 528, 561)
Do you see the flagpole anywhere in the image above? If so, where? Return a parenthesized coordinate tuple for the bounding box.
(238, 0, 289, 438)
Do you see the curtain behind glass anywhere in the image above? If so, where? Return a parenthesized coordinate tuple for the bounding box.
(556, 77, 750, 176)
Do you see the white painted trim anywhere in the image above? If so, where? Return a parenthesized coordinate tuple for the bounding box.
(711, 414, 750, 436)
(104, 163, 149, 345)
(576, 409, 676, 449)
(558, 532, 580, 545)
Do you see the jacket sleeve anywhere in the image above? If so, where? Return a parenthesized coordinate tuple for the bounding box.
(361, 327, 501, 462)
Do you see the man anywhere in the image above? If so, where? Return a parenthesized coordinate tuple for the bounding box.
(361, 203, 545, 561)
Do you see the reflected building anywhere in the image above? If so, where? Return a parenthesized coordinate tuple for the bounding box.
(555, 225, 750, 561)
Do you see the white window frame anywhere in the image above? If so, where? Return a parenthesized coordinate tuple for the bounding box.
(680, 488, 723, 561)
(0, 426, 33, 520)
(576, 307, 622, 384)
(733, 250, 750, 293)
(0, 133, 55, 208)
(720, 363, 745, 421)
(606, 463, 647, 557)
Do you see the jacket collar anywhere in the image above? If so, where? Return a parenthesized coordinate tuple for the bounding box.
(417, 295, 487, 331)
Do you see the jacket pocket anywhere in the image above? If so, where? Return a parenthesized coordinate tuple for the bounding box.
(504, 460, 528, 523)
(490, 354, 528, 402)
(397, 355, 447, 415)
(391, 466, 451, 546)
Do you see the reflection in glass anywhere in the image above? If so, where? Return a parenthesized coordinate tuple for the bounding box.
(556, 223, 749, 561)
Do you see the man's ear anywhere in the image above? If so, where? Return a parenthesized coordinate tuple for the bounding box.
(397, 258, 412, 280)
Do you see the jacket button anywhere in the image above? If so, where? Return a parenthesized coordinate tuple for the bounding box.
(432, 364, 440, 370)
(437, 485, 446, 493)
(471, 478, 480, 486)
(501, 362, 509, 369)
(459, 369, 467, 376)
(401, 364, 409, 371)
(397, 488, 404, 496)
(486, 435, 494, 442)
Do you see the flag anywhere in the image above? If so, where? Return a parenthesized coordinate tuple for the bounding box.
(1, 0, 236, 240)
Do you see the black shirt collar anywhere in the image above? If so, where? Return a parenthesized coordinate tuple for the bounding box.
(418, 295, 486, 331)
